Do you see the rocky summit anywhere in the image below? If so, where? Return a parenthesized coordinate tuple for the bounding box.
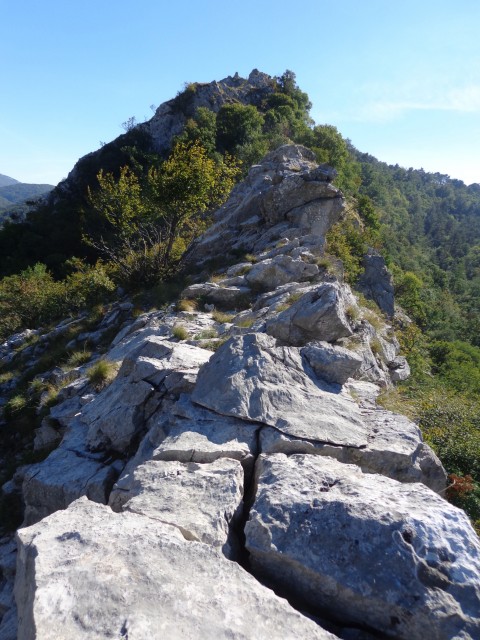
(1, 144, 479, 640)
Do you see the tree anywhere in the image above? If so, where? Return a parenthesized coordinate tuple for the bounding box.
(87, 166, 145, 237)
(216, 103, 264, 153)
(147, 140, 239, 264)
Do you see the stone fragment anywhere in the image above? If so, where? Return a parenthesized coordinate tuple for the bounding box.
(246, 454, 480, 640)
(266, 282, 354, 345)
(15, 497, 337, 640)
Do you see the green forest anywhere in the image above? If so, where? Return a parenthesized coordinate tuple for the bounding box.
(0, 71, 479, 531)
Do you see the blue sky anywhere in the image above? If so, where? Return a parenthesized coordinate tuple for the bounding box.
(1, 0, 479, 185)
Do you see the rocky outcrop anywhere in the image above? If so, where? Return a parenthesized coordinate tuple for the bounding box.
(186, 144, 344, 265)
(357, 250, 395, 317)
(265, 281, 355, 345)
(2, 145, 478, 639)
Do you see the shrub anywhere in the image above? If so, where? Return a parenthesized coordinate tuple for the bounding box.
(194, 329, 218, 340)
(4, 393, 28, 419)
(235, 317, 255, 329)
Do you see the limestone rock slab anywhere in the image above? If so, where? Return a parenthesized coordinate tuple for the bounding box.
(245, 454, 480, 640)
(245, 255, 318, 291)
(21, 447, 119, 526)
(192, 333, 368, 448)
(109, 458, 244, 556)
(259, 406, 446, 492)
(15, 497, 337, 640)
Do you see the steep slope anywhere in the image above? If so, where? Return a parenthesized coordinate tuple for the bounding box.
(1, 146, 478, 640)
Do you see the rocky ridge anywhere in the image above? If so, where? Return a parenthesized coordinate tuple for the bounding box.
(0, 145, 479, 639)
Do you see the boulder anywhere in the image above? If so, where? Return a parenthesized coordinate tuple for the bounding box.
(180, 282, 251, 308)
(15, 497, 337, 640)
(266, 282, 354, 345)
(245, 454, 480, 640)
(302, 341, 363, 385)
(388, 355, 411, 382)
(245, 255, 318, 291)
(192, 333, 368, 448)
(109, 458, 244, 556)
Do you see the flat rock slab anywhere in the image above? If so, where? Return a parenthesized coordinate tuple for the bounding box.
(192, 333, 368, 448)
(259, 406, 446, 492)
(152, 396, 259, 471)
(15, 497, 337, 640)
(109, 458, 244, 556)
(245, 454, 480, 640)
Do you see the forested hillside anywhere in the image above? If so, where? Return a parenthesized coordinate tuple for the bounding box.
(0, 70, 479, 529)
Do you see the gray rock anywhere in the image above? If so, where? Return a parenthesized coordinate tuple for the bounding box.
(266, 282, 354, 345)
(302, 341, 363, 385)
(192, 333, 368, 448)
(33, 418, 63, 451)
(84, 339, 211, 452)
(357, 251, 395, 317)
(15, 497, 337, 640)
(388, 355, 411, 382)
(245, 454, 480, 640)
(150, 396, 259, 473)
(109, 458, 244, 556)
(245, 255, 319, 291)
(181, 282, 251, 308)
(258, 407, 446, 492)
(22, 447, 119, 526)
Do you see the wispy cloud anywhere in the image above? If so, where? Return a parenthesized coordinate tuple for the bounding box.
(354, 84, 480, 122)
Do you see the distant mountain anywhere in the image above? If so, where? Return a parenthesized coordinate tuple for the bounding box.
(0, 182, 53, 207)
(0, 174, 19, 187)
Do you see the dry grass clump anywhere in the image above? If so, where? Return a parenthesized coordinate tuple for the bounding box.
(172, 325, 189, 341)
(87, 360, 119, 391)
(176, 299, 198, 312)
